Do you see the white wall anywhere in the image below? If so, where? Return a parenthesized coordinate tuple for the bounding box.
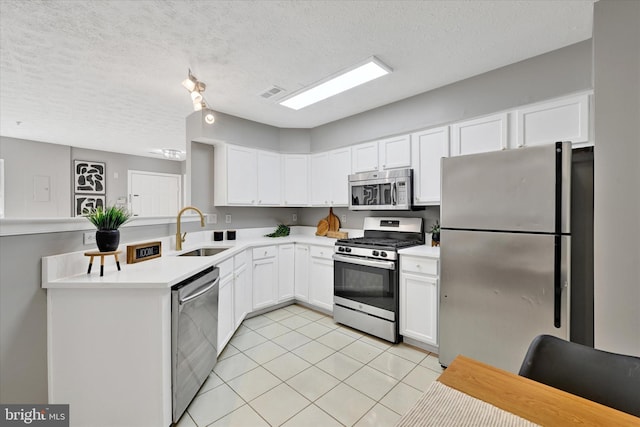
(592, 0, 640, 356)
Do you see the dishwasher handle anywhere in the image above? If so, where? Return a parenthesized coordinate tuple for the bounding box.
(179, 278, 219, 305)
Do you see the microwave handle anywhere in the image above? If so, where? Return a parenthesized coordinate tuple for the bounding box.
(391, 183, 397, 205)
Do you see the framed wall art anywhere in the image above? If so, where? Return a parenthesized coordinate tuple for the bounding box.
(75, 194, 106, 216)
(74, 160, 105, 194)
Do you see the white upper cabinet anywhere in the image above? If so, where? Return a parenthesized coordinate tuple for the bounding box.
(309, 152, 332, 206)
(328, 148, 351, 206)
(379, 134, 411, 170)
(310, 148, 351, 207)
(451, 113, 509, 156)
(351, 142, 379, 173)
(224, 145, 258, 205)
(514, 94, 590, 148)
(282, 154, 309, 206)
(257, 150, 281, 205)
(412, 126, 450, 205)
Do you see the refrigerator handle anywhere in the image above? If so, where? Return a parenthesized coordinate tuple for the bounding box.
(553, 141, 563, 328)
(554, 235, 562, 328)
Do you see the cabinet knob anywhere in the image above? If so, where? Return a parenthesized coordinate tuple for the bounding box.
(258, 200, 261, 203)
(251, 200, 255, 203)
(325, 200, 328, 204)
(416, 264, 421, 268)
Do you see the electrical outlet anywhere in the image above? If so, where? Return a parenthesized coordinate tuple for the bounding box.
(207, 214, 217, 224)
(225, 214, 232, 224)
(83, 231, 96, 245)
(341, 214, 347, 224)
(292, 213, 297, 223)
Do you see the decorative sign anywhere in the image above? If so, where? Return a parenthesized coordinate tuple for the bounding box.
(127, 241, 162, 264)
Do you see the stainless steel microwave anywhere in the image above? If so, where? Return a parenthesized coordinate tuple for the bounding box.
(349, 168, 413, 210)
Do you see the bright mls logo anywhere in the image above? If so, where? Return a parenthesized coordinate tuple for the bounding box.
(0, 405, 68, 426)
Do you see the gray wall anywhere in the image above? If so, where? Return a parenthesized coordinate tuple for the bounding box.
(310, 40, 593, 151)
(71, 147, 182, 207)
(0, 136, 182, 218)
(189, 110, 280, 151)
(592, 0, 640, 355)
(0, 137, 71, 217)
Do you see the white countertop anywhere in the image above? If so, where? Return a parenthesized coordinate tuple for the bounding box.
(42, 228, 344, 290)
(398, 244, 440, 257)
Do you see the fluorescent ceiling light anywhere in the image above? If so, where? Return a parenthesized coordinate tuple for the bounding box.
(280, 56, 392, 110)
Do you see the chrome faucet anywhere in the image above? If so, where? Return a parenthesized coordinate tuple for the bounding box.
(176, 206, 205, 251)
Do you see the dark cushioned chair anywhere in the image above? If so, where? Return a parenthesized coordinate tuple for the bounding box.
(519, 334, 640, 417)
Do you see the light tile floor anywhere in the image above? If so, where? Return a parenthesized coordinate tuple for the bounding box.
(177, 304, 443, 427)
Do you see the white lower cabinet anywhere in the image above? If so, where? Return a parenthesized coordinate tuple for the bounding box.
(252, 246, 278, 310)
(278, 244, 295, 302)
(294, 244, 310, 302)
(400, 255, 439, 347)
(233, 251, 251, 329)
(218, 258, 235, 354)
(308, 246, 334, 312)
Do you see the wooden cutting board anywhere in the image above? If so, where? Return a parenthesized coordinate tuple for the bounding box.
(316, 218, 329, 236)
(327, 207, 340, 231)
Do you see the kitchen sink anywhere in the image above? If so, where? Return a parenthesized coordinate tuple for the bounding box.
(178, 247, 230, 257)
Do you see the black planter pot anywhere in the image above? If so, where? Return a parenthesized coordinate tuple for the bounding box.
(431, 232, 440, 247)
(96, 229, 120, 252)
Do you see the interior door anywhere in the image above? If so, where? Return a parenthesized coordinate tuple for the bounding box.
(128, 170, 181, 216)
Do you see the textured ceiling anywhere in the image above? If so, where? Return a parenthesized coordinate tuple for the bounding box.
(0, 1, 594, 159)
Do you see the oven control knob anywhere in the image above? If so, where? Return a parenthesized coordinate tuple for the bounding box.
(372, 250, 380, 256)
(380, 251, 387, 258)
(345, 247, 352, 253)
(338, 247, 345, 252)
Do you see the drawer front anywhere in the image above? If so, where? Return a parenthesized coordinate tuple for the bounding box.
(253, 245, 277, 260)
(234, 250, 247, 268)
(310, 245, 333, 260)
(401, 255, 438, 276)
(218, 257, 234, 279)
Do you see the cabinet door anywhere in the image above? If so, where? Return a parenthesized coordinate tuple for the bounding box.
(218, 274, 235, 354)
(278, 244, 295, 301)
(257, 150, 282, 205)
(309, 256, 334, 312)
(351, 142, 378, 173)
(379, 134, 411, 170)
(227, 145, 258, 204)
(451, 113, 508, 156)
(294, 245, 310, 302)
(515, 94, 590, 148)
(252, 257, 277, 310)
(412, 127, 450, 205)
(400, 272, 438, 346)
(282, 155, 309, 206)
(329, 148, 351, 206)
(309, 153, 331, 206)
(234, 264, 249, 328)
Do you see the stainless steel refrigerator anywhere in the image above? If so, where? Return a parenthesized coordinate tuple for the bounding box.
(439, 142, 572, 373)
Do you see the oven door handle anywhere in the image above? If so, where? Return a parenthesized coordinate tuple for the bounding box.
(333, 254, 396, 270)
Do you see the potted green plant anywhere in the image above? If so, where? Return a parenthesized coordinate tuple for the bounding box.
(430, 220, 440, 247)
(83, 205, 131, 252)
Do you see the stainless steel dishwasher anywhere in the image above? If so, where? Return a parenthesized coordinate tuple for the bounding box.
(171, 266, 219, 423)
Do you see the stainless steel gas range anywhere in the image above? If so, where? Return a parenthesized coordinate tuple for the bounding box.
(333, 217, 424, 343)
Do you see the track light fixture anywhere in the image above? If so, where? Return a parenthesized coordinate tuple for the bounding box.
(182, 69, 215, 124)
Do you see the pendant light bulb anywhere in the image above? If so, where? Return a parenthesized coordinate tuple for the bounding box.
(181, 78, 196, 92)
(204, 110, 215, 125)
(191, 91, 203, 103)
